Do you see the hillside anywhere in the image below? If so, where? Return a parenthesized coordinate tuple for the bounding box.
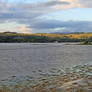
(0, 32, 92, 42)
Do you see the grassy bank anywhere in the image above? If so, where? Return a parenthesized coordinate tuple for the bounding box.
(79, 41, 92, 45)
(0, 32, 92, 42)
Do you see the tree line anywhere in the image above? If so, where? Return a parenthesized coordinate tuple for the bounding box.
(0, 32, 92, 43)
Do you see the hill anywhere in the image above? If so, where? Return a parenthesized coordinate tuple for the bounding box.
(0, 32, 92, 43)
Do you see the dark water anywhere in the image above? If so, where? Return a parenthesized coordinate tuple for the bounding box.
(0, 43, 92, 80)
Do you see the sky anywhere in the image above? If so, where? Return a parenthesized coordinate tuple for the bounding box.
(0, 0, 92, 33)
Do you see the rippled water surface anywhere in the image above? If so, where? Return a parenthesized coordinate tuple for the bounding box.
(0, 43, 92, 80)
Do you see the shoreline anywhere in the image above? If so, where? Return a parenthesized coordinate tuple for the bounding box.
(0, 63, 92, 92)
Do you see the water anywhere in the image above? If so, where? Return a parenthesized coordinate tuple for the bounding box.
(0, 43, 92, 80)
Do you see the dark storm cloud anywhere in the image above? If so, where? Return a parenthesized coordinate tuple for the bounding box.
(29, 19, 92, 33)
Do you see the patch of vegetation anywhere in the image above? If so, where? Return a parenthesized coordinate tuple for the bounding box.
(0, 32, 92, 43)
(80, 41, 92, 45)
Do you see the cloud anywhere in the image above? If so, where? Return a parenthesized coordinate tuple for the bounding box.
(18, 25, 32, 33)
(0, 21, 32, 33)
(79, 0, 92, 8)
(0, 0, 92, 33)
(0, 0, 91, 21)
(58, 0, 92, 8)
(0, 18, 89, 33)
(29, 19, 92, 33)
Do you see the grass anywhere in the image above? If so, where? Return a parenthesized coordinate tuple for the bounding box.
(79, 41, 92, 45)
(1, 32, 92, 39)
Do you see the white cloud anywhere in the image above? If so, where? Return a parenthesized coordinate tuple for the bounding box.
(0, 21, 32, 33)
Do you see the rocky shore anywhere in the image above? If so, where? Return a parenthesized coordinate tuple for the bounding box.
(0, 63, 92, 92)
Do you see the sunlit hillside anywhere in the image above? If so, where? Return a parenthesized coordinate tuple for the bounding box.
(0, 32, 92, 42)
(31, 33, 92, 39)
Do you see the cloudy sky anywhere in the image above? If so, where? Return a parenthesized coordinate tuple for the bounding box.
(0, 0, 92, 33)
